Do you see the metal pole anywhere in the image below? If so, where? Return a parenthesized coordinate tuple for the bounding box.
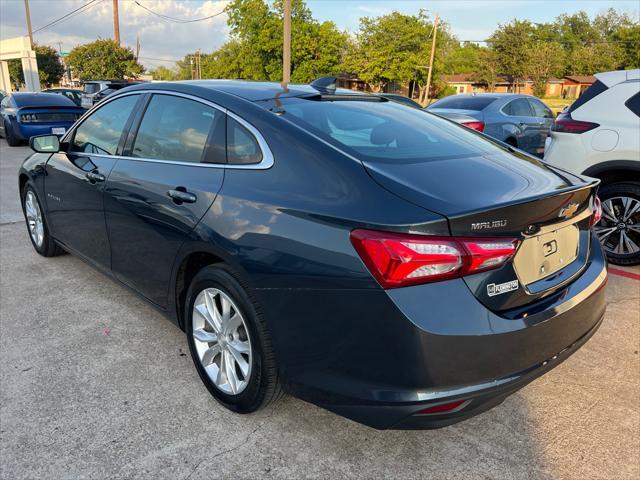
(23, 0, 33, 48)
(281, 0, 291, 88)
(424, 15, 439, 105)
(113, 0, 120, 45)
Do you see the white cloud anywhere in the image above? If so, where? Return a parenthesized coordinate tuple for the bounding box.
(0, 0, 230, 70)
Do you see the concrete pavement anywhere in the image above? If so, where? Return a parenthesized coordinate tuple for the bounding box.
(1, 142, 638, 479)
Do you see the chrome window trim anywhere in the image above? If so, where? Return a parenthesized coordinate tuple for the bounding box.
(63, 89, 274, 170)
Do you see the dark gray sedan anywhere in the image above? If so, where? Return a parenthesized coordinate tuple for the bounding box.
(427, 94, 555, 157)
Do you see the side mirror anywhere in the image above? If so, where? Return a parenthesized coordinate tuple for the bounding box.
(30, 134, 60, 153)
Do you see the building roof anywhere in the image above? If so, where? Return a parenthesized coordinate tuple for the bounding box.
(442, 74, 476, 83)
(563, 75, 596, 84)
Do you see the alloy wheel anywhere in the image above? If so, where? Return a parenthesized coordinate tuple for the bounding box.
(24, 191, 44, 248)
(595, 196, 640, 257)
(192, 288, 252, 395)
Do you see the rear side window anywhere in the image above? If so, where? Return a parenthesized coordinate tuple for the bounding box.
(71, 95, 138, 155)
(132, 94, 224, 163)
(529, 99, 554, 118)
(227, 117, 263, 165)
(429, 96, 496, 111)
(281, 98, 504, 162)
(504, 98, 533, 116)
(567, 80, 608, 113)
(625, 92, 640, 117)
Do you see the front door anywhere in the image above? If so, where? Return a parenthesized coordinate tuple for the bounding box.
(104, 93, 226, 307)
(44, 94, 141, 268)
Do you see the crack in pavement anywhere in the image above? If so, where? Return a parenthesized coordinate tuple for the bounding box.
(182, 403, 280, 480)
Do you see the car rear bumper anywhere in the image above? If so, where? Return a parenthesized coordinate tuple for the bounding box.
(16, 122, 75, 140)
(259, 234, 607, 429)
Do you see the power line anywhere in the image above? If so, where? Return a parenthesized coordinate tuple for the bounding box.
(32, 0, 103, 34)
(133, 1, 225, 24)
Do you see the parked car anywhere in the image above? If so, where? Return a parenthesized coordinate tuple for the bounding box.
(43, 88, 84, 107)
(0, 89, 6, 102)
(544, 69, 640, 265)
(19, 80, 606, 430)
(80, 80, 143, 109)
(426, 93, 555, 157)
(378, 93, 422, 108)
(0, 92, 85, 146)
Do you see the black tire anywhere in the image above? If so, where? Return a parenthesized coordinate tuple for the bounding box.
(185, 264, 283, 413)
(21, 183, 64, 257)
(4, 121, 21, 146)
(596, 181, 640, 266)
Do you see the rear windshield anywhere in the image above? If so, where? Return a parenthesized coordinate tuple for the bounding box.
(83, 83, 100, 94)
(280, 97, 505, 162)
(428, 95, 497, 111)
(567, 80, 608, 113)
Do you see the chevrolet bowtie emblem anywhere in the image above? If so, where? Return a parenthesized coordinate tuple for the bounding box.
(559, 202, 579, 219)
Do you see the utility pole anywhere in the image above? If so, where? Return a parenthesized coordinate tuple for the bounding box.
(281, 0, 291, 89)
(135, 35, 140, 60)
(113, 0, 120, 45)
(23, 0, 33, 48)
(422, 14, 439, 106)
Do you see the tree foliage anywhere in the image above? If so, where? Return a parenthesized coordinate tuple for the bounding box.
(66, 39, 144, 80)
(152, 2, 638, 98)
(8, 44, 65, 86)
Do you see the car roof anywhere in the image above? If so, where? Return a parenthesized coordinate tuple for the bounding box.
(595, 69, 640, 87)
(10, 92, 78, 107)
(126, 80, 366, 102)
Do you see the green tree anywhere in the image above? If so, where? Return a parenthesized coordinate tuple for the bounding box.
(611, 24, 640, 69)
(66, 39, 144, 80)
(221, 0, 346, 82)
(473, 48, 500, 92)
(8, 44, 65, 86)
(149, 65, 178, 81)
(528, 42, 565, 97)
(569, 43, 624, 75)
(488, 20, 535, 91)
(443, 42, 482, 74)
(341, 10, 449, 93)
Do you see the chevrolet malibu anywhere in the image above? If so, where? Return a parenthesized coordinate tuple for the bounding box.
(19, 80, 607, 429)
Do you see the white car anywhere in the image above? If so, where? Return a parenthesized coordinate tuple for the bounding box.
(544, 69, 640, 265)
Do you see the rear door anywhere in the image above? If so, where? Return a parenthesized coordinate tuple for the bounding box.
(104, 93, 226, 307)
(528, 98, 555, 155)
(502, 98, 538, 153)
(44, 94, 141, 268)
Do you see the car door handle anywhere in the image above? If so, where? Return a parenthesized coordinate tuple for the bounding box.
(167, 189, 197, 204)
(86, 171, 106, 183)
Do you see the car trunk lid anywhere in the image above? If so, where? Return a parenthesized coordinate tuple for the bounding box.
(362, 148, 599, 311)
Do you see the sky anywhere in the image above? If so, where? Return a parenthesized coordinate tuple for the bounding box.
(1, 0, 638, 70)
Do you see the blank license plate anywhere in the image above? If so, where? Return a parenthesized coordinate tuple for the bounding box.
(51, 127, 66, 135)
(513, 224, 580, 285)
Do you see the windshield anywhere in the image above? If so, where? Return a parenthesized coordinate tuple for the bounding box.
(429, 96, 497, 111)
(280, 97, 505, 162)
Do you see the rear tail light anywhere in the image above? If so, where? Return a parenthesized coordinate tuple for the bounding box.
(461, 121, 485, 132)
(553, 112, 599, 134)
(350, 229, 519, 288)
(589, 196, 602, 228)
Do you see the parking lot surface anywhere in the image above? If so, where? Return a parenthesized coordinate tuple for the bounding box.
(1, 143, 639, 480)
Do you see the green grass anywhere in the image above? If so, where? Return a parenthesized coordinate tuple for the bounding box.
(542, 97, 573, 114)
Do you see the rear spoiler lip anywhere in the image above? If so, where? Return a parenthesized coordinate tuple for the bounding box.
(444, 181, 599, 221)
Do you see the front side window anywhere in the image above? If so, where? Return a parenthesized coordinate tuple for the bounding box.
(131, 94, 223, 163)
(227, 117, 263, 165)
(281, 98, 504, 162)
(71, 95, 138, 155)
(504, 98, 533, 117)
